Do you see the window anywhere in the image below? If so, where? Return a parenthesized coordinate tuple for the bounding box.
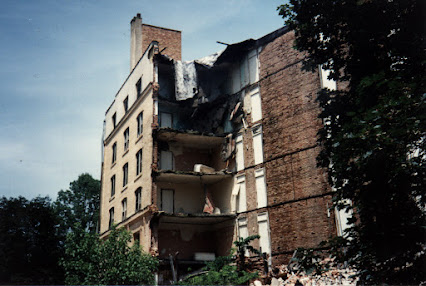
(123, 128, 129, 151)
(257, 213, 271, 254)
(123, 163, 128, 187)
(252, 125, 264, 164)
(112, 142, 117, 164)
(109, 207, 114, 229)
(112, 113, 117, 129)
(137, 111, 143, 136)
(255, 169, 267, 208)
(136, 149, 143, 175)
(122, 198, 127, 221)
(250, 88, 262, 122)
(236, 135, 244, 171)
(136, 77, 142, 97)
(248, 49, 259, 84)
(160, 151, 174, 170)
(159, 112, 172, 128)
(161, 189, 174, 213)
(123, 96, 129, 113)
(236, 175, 246, 212)
(135, 188, 142, 211)
(133, 232, 140, 244)
(238, 218, 249, 256)
(110, 175, 116, 197)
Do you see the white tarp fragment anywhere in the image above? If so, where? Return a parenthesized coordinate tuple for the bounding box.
(174, 60, 198, 101)
(195, 49, 225, 68)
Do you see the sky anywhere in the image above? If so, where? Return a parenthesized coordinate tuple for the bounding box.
(0, 0, 286, 199)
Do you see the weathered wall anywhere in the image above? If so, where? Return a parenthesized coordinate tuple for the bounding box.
(100, 86, 154, 234)
(142, 24, 181, 61)
(258, 31, 337, 265)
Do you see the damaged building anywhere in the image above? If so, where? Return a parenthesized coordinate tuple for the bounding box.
(99, 13, 347, 283)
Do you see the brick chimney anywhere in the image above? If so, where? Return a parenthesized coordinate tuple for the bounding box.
(130, 13, 182, 70)
(130, 13, 142, 70)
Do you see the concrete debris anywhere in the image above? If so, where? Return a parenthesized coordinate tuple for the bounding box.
(261, 264, 358, 286)
(194, 164, 216, 173)
(174, 60, 198, 101)
(270, 277, 280, 286)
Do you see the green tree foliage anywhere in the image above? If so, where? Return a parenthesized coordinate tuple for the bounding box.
(61, 225, 158, 285)
(55, 173, 100, 234)
(179, 235, 259, 285)
(0, 196, 64, 284)
(279, 0, 425, 284)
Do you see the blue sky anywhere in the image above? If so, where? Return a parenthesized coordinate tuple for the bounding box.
(0, 0, 286, 199)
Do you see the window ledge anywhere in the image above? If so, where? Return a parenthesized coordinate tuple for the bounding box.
(111, 162, 117, 169)
(121, 186, 128, 193)
(122, 149, 129, 157)
(134, 173, 143, 183)
(109, 196, 115, 202)
(135, 134, 143, 144)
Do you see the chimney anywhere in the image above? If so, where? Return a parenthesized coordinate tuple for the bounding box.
(130, 13, 142, 71)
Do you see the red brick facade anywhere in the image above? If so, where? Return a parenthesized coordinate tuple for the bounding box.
(142, 24, 181, 61)
(258, 31, 337, 265)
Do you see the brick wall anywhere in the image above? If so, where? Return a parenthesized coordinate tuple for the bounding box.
(142, 24, 181, 61)
(259, 31, 337, 265)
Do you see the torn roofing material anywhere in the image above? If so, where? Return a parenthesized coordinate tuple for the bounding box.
(174, 60, 198, 101)
(194, 49, 225, 68)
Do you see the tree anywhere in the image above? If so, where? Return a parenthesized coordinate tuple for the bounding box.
(61, 225, 158, 285)
(55, 173, 100, 234)
(279, 0, 425, 284)
(0, 196, 64, 284)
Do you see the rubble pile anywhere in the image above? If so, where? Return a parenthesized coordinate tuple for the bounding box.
(252, 264, 358, 286)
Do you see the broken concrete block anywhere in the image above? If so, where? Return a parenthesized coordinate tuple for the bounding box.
(194, 164, 215, 173)
(271, 277, 280, 286)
